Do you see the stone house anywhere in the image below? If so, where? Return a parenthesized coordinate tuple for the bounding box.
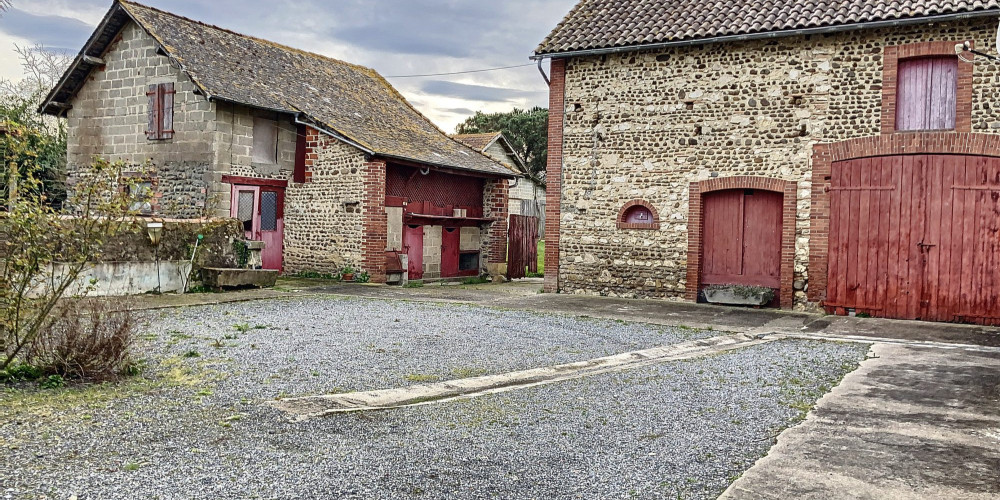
(41, 0, 513, 283)
(535, 0, 1000, 325)
(453, 132, 546, 236)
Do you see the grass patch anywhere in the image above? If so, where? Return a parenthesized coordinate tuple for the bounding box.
(450, 367, 488, 378)
(403, 373, 440, 383)
(403, 280, 425, 288)
(461, 276, 490, 285)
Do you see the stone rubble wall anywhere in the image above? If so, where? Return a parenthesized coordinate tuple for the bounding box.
(283, 130, 366, 274)
(65, 22, 216, 219)
(557, 19, 1000, 307)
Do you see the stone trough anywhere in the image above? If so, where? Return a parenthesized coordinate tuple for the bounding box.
(200, 267, 278, 290)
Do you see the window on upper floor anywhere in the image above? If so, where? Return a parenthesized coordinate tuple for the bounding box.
(252, 116, 279, 164)
(146, 83, 174, 140)
(895, 56, 958, 131)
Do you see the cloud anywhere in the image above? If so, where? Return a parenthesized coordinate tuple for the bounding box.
(419, 80, 543, 103)
(0, 0, 580, 130)
(0, 8, 94, 52)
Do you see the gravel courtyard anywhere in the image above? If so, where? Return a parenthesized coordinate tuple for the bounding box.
(1, 296, 869, 499)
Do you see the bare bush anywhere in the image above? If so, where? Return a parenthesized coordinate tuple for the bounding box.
(25, 299, 141, 382)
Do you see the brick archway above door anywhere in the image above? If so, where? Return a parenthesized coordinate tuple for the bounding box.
(687, 176, 798, 308)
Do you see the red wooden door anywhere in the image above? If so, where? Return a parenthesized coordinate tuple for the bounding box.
(259, 187, 284, 271)
(404, 224, 424, 280)
(826, 155, 1000, 325)
(701, 189, 783, 289)
(441, 227, 460, 277)
(229, 185, 283, 271)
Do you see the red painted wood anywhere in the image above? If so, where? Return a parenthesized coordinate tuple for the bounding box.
(221, 175, 289, 188)
(701, 189, 781, 288)
(828, 154, 1000, 325)
(507, 214, 539, 279)
(404, 224, 424, 280)
(259, 187, 284, 272)
(441, 227, 460, 277)
(896, 57, 958, 131)
(293, 124, 307, 183)
(742, 190, 783, 286)
(702, 190, 744, 282)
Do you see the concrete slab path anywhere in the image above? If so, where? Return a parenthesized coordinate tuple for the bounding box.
(721, 342, 1000, 499)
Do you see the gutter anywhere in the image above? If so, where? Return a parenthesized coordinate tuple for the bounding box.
(531, 10, 1000, 60)
(290, 113, 375, 156)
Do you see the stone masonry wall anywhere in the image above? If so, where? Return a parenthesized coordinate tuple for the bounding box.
(283, 128, 367, 274)
(65, 22, 216, 219)
(557, 18, 1000, 306)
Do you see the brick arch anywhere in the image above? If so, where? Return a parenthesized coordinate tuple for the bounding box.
(686, 176, 798, 308)
(617, 199, 660, 229)
(808, 131, 1000, 303)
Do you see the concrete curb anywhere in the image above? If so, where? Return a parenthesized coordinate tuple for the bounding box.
(269, 333, 773, 421)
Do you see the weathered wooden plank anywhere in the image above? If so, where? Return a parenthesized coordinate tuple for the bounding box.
(858, 158, 873, 310)
(886, 156, 903, 318)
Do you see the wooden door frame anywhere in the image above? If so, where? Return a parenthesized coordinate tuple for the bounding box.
(808, 132, 1000, 305)
(686, 176, 798, 308)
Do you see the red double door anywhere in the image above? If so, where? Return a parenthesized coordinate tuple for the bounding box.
(701, 189, 784, 291)
(826, 155, 1000, 325)
(230, 184, 284, 271)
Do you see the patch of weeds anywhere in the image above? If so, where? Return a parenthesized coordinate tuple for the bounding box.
(450, 367, 487, 378)
(253, 324, 269, 330)
(186, 285, 220, 294)
(525, 271, 544, 278)
(403, 280, 424, 288)
(0, 363, 44, 383)
(39, 375, 65, 389)
(210, 339, 225, 349)
(461, 276, 490, 285)
(232, 323, 251, 333)
(855, 312, 872, 318)
(182, 350, 201, 359)
(404, 373, 440, 383)
(123, 462, 142, 472)
(290, 270, 338, 280)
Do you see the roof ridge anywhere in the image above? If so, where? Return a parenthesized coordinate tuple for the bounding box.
(116, 0, 379, 78)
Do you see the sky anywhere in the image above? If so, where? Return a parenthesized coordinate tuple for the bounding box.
(0, 0, 578, 132)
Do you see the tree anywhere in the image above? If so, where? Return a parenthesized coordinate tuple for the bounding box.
(1, 44, 72, 208)
(456, 107, 548, 180)
(0, 139, 148, 371)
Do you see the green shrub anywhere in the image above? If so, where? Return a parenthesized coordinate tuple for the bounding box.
(39, 374, 65, 389)
(355, 272, 371, 283)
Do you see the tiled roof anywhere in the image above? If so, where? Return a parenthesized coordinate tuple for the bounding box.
(536, 0, 1000, 55)
(44, 1, 511, 178)
(452, 132, 503, 152)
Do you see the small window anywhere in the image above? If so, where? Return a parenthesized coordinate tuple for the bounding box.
(617, 201, 660, 230)
(624, 205, 653, 224)
(237, 190, 256, 232)
(896, 56, 957, 131)
(146, 83, 174, 140)
(260, 191, 278, 231)
(252, 117, 278, 164)
(127, 181, 154, 215)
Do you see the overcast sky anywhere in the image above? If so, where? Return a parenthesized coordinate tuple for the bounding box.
(0, 0, 578, 131)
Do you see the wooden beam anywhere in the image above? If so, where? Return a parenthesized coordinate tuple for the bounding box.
(47, 102, 73, 111)
(81, 55, 105, 65)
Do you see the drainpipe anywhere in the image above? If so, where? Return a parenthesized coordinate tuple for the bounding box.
(536, 59, 550, 85)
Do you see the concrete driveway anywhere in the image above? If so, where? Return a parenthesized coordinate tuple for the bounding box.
(721, 342, 1000, 499)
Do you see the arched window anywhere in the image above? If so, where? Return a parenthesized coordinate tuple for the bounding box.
(617, 200, 660, 229)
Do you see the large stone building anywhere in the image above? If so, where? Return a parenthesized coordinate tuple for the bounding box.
(42, 0, 513, 282)
(535, 0, 1000, 324)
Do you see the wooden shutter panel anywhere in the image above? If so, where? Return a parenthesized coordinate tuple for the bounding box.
(161, 82, 175, 139)
(146, 84, 159, 139)
(293, 124, 307, 183)
(896, 57, 957, 131)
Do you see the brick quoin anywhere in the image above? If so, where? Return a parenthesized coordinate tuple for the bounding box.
(543, 58, 566, 293)
(483, 179, 509, 265)
(808, 131, 1000, 303)
(686, 176, 798, 309)
(362, 159, 387, 283)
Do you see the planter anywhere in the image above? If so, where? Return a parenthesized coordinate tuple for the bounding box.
(341, 273, 355, 282)
(703, 285, 774, 306)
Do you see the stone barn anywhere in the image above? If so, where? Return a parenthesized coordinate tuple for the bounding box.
(535, 0, 1000, 325)
(40, 0, 513, 283)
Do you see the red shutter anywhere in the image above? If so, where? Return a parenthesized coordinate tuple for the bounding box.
(896, 57, 957, 131)
(146, 84, 159, 139)
(293, 124, 307, 183)
(161, 82, 175, 139)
